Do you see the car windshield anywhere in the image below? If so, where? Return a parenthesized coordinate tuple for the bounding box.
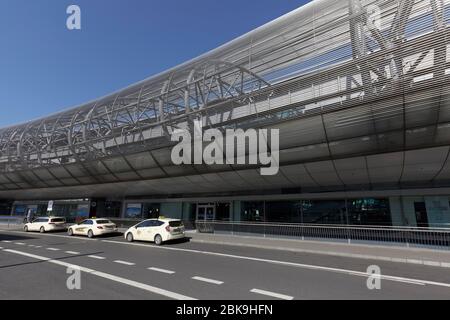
(169, 221, 183, 228)
(96, 220, 112, 225)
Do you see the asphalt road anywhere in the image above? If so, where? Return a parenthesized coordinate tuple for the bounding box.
(1, 229, 450, 300)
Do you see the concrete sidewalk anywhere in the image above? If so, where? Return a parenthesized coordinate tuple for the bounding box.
(186, 231, 450, 268)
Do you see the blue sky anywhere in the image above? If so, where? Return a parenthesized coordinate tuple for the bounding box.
(0, 0, 309, 128)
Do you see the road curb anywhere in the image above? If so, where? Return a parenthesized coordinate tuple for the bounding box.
(189, 238, 450, 269)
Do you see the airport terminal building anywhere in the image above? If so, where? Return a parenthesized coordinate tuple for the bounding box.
(2, 0, 450, 229)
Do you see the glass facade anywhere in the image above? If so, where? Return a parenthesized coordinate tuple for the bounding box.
(9, 201, 90, 223)
(125, 203, 143, 219)
(102, 201, 122, 218)
(241, 202, 264, 222)
(302, 200, 347, 225)
(7, 196, 449, 229)
(239, 199, 393, 226)
(348, 199, 391, 226)
(143, 203, 161, 219)
(265, 201, 301, 223)
(216, 203, 231, 221)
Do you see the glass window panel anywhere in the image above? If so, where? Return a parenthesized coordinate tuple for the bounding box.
(265, 201, 302, 223)
(347, 199, 392, 226)
(100, 201, 122, 218)
(241, 201, 264, 222)
(142, 203, 161, 219)
(216, 203, 231, 222)
(125, 203, 142, 219)
(302, 200, 346, 225)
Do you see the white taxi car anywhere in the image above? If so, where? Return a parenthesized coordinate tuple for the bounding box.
(24, 217, 67, 233)
(67, 219, 118, 238)
(125, 218, 185, 245)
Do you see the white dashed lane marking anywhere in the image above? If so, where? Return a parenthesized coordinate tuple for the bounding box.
(88, 255, 106, 260)
(148, 267, 176, 275)
(101, 240, 450, 289)
(1, 240, 12, 243)
(114, 260, 136, 266)
(250, 289, 294, 300)
(3, 249, 196, 300)
(192, 276, 224, 285)
(15, 243, 26, 246)
(65, 251, 80, 255)
(47, 248, 60, 251)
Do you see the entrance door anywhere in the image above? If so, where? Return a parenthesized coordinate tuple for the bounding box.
(197, 204, 215, 222)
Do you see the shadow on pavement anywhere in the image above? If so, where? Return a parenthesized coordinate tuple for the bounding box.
(169, 237, 192, 245)
(0, 233, 37, 242)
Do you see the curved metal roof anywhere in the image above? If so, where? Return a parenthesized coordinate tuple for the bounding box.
(2, 0, 450, 198)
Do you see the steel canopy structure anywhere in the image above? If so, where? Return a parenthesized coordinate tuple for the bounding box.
(1, 0, 450, 200)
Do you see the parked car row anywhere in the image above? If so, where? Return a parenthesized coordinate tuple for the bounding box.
(23, 217, 186, 245)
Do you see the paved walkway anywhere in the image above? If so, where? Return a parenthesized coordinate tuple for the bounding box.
(186, 231, 450, 268)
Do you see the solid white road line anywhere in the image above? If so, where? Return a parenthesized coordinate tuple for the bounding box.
(103, 240, 450, 289)
(250, 289, 294, 301)
(47, 248, 60, 251)
(65, 251, 80, 255)
(2, 249, 196, 300)
(114, 260, 135, 266)
(192, 276, 224, 285)
(88, 255, 106, 260)
(148, 267, 176, 275)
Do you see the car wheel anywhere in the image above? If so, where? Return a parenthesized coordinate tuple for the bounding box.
(68, 228, 74, 236)
(87, 230, 94, 238)
(126, 233, 134, 242)
(154, 234, 163, 246)
(24, 225, 28, 232)
(40, 226, 45, 233)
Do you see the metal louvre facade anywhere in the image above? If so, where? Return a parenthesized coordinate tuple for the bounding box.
(1, 0, 450, 200)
